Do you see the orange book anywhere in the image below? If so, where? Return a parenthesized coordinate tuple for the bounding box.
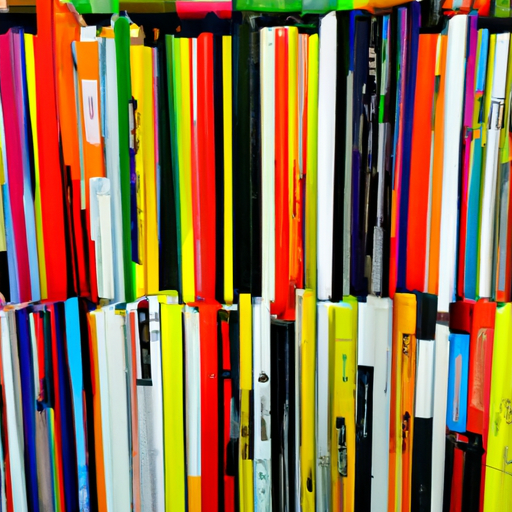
(406, 34, 438, 292)
(75, 41, 107, 303)
(427, 35, 448, 296)
(87, 311, 108, 510)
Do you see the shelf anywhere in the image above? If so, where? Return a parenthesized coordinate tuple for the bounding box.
(5, 0, 176, 13)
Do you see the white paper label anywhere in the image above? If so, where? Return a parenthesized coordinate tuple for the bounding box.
(81, 79, 101, 145)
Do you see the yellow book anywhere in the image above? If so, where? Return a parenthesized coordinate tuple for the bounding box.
(299, 289, 316, 510)
(288, 27, 300, 284)
(130, 46, 148, 297)
(24, 33, 47, 299)
(329, 298, 357, 512)
(223, 36, 234, 305)
(160, 297, 186, 512)
(388, 293, 417, 512)
(484, 303, 512, 511)
(239, 293, 254, 512)
(305, 34, 319, 291)
(175, 38, 196, 303)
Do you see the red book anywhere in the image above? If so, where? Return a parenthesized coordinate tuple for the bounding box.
(35, 0, 69, 302)
(190, 300, 221, 512)
(271, 28, 290, 318)
(195, 33, 217, 300)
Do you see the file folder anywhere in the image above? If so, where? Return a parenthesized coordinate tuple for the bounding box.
(114, 17, 135, 302)
(411, 292, 437, 512)
(239, 294, 254, 512)
(447, 301, 472, 433)
(464, 29, 489, 300)
(330, 298, 357, 512)
(305, 34, 319, 293)
(252, 298, 272, 511)
(317, 302, 332, 512)
(160, 297, 186, 512)
(270, 317, 295, 512)
(479, 32, 510, 299)
(438, 15, 467, 310)
(388, 293, 416, 512)
(317, 12, 337, 301)
(483, 302, 512, 510)
(467, 299, 496, 438)
(297, 289, 316, 511)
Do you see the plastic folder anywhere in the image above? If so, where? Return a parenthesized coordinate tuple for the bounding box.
(330, 299, 357, 511)
(252, 298, 272, 511)
(160, 297, 186, 512)
(239, 294, 254, 512)
(447, 301, 473, 433)
(466, 300, 496, 438)
(483, 302, 512, 511)
(297, 289, 316, 511)
(270, 317, 295, 512)
(317, 12, 337, 301)
(388, 293, 416, 512)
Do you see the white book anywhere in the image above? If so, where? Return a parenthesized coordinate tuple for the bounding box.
(317, 12, 337, 301)
(261, 27, 276, 304)
(438, 15, 468, 311)
(431, 324, 450, 512)
(184, 306, 202, 479)
(479, 33, 510, 298)
(253, 297, 272, 512)
(103, 37, 125, 303)
(93, 308, 114, 512)
(358, 297, 392, 512)
(104, 305, 131, 512)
